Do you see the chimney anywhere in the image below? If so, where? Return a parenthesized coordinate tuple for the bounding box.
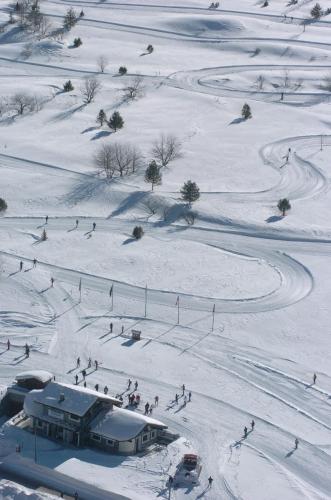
(59, 393, 65, 402)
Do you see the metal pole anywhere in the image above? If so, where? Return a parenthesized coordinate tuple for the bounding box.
(144, 285, 147, 318)
(34, 422, 37, 463)
(212, 304, 215, 331)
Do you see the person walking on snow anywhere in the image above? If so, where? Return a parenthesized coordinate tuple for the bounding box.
(19, 261, 23, 272)
(50, 277, 54, 287)
(75, 374, 78, 385)
(7, 339, 10, 350)
(104, 386, 108, 395)
(134, 380, 138, 391)
(183, 396, 187, 407)
(154, 395, 159, 406)
(144, 402, 150, 415)
(188, 391, 192, 402)
(95, 360, 98, 370)
(313, 373, 317, 384)
(82, 369, 86, 380)
(76, 219, 79, 228)
(33, 258, 37, 268)
(182, 384, 185, 396)
(128, 379, 132, 390)
(92, 222, 96, 231)
(175, 393, 178, 404)
(251, 420, 255, 430)
(244, 426, 248, 438)
(88, 357, 92, 368)
(45, 215, 48, 224)
(110, 322, 113, 333)
(25, 344, 30, 357)
(77, 357, 80, 367)
(294, 438, 299, 449)
(208, 476, 213, 488)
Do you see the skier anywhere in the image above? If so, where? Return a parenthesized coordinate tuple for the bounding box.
(75, 219, 79, 228)
(154, 395, 159, 406)
(313, 373, 317, 384)
(45, 215, 48, 224)
(95, 383, 99, 391)
(188, 391, 192, 402)
(95, 360, 98, 370)
(50, 277, 54, 287)
(251, 419, 255, 430)
(92, 222, 96, 231)
(244, 426, 248, 438)
(82, 369, 86, 380)
(75, 374, 78, 385)
(294, 438, 299, 449)
(134, 380, 138, 390)
(7, 339, 10, 350)
(128, 378, 132, 390)
(144, 402, 150, 415)
(19, 261, 23, 272)
(175, 393, 178, 404)
(104, 386, 108, 395)
(182, 384, 185, 395)
(77, 357, 80, 367)
(33, 258, 37, 268)
(208, 476, 213, 488)
(110, 322, 113, 333)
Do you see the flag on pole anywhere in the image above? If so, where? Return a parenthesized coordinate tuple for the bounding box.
(109, 285, 113, 297)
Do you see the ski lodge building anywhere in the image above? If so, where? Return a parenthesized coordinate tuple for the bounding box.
(23, 382, 168, 454)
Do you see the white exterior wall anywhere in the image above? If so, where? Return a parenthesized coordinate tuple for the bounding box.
(118, 439, 136, 454)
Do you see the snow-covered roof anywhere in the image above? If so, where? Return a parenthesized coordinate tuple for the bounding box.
(24, 382, 122, 417)
(90, 407, 167, 441)
(16, 370, 53, 384)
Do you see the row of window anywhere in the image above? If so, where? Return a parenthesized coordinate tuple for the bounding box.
(90, 433, 114, 446)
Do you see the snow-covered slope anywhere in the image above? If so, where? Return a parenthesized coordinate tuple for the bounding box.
(0, 0, 331, 499)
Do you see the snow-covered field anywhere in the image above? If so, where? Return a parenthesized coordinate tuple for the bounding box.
(0, 0, 331, 498)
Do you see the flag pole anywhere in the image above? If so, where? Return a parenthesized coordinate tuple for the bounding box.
(212, 303, 215, 331)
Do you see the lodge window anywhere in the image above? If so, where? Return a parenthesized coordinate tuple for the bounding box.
(91, 433, 101, 442)
(37, 419, 43, 428)
(106, 439, 114, 446)
(151, 431, 156, 438)
(69, 414, 80, 422)
(142, 434, 149, 442)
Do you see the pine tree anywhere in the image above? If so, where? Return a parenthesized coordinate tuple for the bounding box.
(41, 228, 47, 241)
(108, 111, 124, 132)
(133, 226, 144, 239)
(311, 3, 323, 18)
(73, 37, 82, 48)
(277, 198, 291, 216)
(119, 66, 127, 76)
(63, 7, 77, 30)
(0, 198, 8, 212)
(63, 80, 74, 92)
(241, 103, 252, 120)
(145, 160, 162, 190)
(97, 109, 107, 126)
(180, 180, 200, 207)
(147, 44, 154, 53)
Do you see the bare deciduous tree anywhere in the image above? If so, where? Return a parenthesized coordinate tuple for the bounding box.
(122, 75, 144, 100)
(81, 77, 102, 104)
(95, 143, 143, 179)
(151, 134, 182, 167)
(97, 55, 109, 73)
(10, 92, 35, 115)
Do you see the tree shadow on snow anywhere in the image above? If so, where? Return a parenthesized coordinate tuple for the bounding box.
(265, 215, 283, 223)
(91, 130, 112, 141)
(229, 117, 245, 125)
(122, 237, 135, 245)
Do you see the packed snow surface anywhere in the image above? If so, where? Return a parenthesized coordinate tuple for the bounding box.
(0, 0, 331, 499)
